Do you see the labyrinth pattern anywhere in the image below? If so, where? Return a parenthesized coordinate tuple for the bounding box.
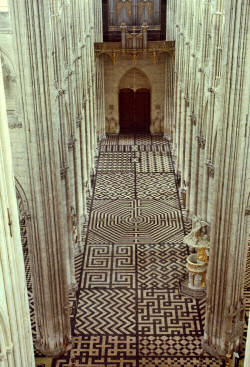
(52, 134, 225, 367)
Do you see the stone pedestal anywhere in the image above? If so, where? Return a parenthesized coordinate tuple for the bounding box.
(187, 254, 207, 289)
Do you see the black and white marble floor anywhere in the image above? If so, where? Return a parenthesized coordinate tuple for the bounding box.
(51, 134, 224, 367)
(25, 134, 249, 366)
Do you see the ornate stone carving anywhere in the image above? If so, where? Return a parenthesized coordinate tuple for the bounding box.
(196, 135, 206, 149)
(184, 97, 189, 107)
(60, 166, 69, 180)
(55, 88, 66, 98)
(71, 206, 78, 245)
(184, 216, 209, 249)
(245, 207, 250, 216)
(0, 54, 16, 83)
(76, 117, 81, 128)
(189, 113, 196, 125)
(208, 87, 216, 94)
(64, 68, 74, 80)
(206, 159, 215, 177)
(68, 136, 76, 150)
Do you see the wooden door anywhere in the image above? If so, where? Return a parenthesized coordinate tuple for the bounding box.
(119, 88, 134, 133)
(134, 88, 150, 133)
(119, 88, 150, 133)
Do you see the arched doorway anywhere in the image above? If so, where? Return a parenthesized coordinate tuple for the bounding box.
(119, 88, 150, 133)
(119, 68, 151, 133)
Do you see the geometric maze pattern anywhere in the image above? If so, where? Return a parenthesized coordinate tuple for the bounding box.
(137, 288, 203, 336)
(90, 199, 184, 244)
(74, 289, 136, 335)
(95, 172, 135, 199)
(137, 243, 187, 288)
(81, 243, 135, 288)
(136, 172, 179, 207)
(52, 134, 224, 367)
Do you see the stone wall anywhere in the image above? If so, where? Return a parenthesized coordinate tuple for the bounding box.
(104, 53, 171, 135)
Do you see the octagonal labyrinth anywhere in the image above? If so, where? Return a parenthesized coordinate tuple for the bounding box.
(89, 199, 184, 244)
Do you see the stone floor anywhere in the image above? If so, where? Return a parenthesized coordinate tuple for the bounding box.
(27, 134, 249, 366)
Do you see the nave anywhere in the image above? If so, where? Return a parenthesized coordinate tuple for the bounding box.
(50, 134, 223, 367)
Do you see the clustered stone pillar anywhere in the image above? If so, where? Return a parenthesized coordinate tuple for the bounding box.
(174, 0, 250, 359)
(163, 54, 175, 139)
(0, 57, 35, 367)
(8, 0, 105, 356)
(8, 0, 72, 356)
(202, 0, 249, 357)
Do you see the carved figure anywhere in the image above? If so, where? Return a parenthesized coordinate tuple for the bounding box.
(184, 215, 210, 249)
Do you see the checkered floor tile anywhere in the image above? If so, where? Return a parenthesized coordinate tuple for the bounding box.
(21, 134, 248, 366)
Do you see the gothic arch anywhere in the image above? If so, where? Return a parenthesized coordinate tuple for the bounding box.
(119, 67, 151, 91)
(118, 68, 151, 133)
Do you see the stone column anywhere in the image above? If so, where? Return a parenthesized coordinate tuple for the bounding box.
(79, 111, 88, 221)
(0, 58, 35, 367)
(8, 0, 71, 355)
(244, 313, 250, 367)
(203, 0, 250, 357)
(82, 44, 93, 189)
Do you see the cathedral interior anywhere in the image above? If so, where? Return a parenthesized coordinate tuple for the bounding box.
(0, 1, 249, 367)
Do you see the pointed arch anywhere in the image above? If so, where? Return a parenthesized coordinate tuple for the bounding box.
(119, 67, 151, 91)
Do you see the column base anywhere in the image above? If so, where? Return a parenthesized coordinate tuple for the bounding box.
(36, 338, 72, 357)
(202, 338, 227, 360)
(163, 133, 173, 142)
